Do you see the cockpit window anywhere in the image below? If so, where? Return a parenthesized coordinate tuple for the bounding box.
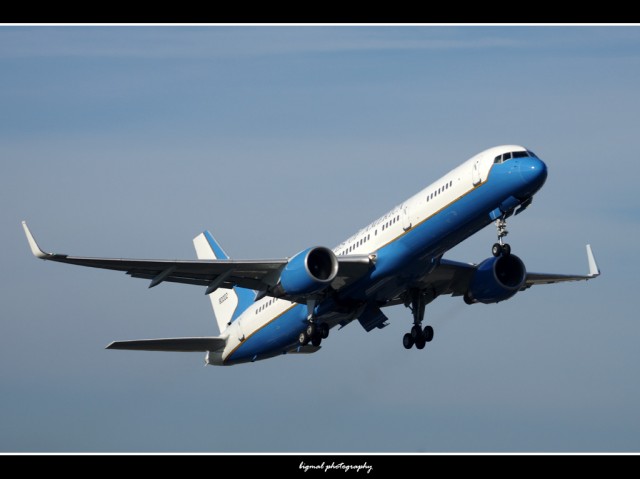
(494, 150, 537, 164)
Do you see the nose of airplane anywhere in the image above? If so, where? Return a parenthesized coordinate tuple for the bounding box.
(518, 156, 548, 195)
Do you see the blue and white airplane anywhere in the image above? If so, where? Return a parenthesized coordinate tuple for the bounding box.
(23, 145, 600, 366)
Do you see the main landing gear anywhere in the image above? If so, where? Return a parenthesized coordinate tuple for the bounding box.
(492, 217, 511, 257)
(403, 290, 434, 350)
(298, 322, 329, 347)
(298, 299, 329, 347)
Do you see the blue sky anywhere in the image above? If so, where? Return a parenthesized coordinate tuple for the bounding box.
(1, 25, 639, 452)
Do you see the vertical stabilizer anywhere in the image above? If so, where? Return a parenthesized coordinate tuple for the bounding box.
(193, 231, 256, 334)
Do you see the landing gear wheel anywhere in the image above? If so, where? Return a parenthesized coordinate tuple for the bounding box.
(411, 325, 422, 339)
(298, 331, 310, 346)
(501, 243, 511, 256)
(311, 335, 322, 347)
(319, 323, 330, 339)
(492, 243, 502, 257)
(423, 325, 434, 342)
(306, 323, 317, 338)
(403, 289, 435, 351)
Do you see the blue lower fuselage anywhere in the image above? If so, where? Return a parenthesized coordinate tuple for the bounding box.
(226, 156, 547, 364)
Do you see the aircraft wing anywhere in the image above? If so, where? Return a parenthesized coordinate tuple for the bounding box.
(521, 245, 601, 288)
(425, 244, 600, 298)
(22, 222, 372, 301)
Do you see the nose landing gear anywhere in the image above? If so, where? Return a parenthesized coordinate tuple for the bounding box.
(492, 217, 511, 257)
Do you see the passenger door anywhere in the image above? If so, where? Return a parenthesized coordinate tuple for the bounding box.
(472, 159, 482, 186)
(402, 204, 412, 231)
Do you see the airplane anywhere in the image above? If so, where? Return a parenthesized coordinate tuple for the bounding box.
(22, 145, 600, 366)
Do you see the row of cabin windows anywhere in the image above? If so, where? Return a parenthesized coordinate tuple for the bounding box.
(382, 215, 400, 231)
(341, 233, 372, 255)
(256, 298, 277, 314)
(338, 212, 402, 257)
(426, 180, 454, 203)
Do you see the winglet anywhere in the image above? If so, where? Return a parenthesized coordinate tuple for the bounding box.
(586, 244, 600, 278)
(21, 221, 51, 259)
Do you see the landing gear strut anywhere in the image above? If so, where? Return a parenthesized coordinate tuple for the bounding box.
(402, 289, 434, 350)
(492, 217, 511, 257)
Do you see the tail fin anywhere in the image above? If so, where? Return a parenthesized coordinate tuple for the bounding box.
(193, 230, 256, 334)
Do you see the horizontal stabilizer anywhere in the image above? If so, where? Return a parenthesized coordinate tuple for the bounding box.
(106, 336, 225, 352)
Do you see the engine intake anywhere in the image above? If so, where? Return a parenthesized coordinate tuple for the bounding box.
(275, 246, 339, 297)
(465, 254, 526, 304)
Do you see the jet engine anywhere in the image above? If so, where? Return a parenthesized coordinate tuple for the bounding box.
(273, 246, 339, 296)
(464, 254, 526, 304)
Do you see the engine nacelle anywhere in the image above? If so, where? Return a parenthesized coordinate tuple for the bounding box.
(275, 246, 339, 296)
(465, 254, 526, 304)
